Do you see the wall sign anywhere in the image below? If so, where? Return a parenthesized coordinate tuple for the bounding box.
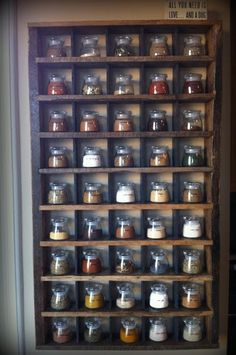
(165, 1, 207, 20)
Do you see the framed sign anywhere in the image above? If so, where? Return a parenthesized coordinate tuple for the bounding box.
(164, 1, 207, 20)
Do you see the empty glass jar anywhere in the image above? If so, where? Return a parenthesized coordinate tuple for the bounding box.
(83, 217, 103, 240)
(181, 283, 201, 309)
(183, 317, 202, 342)
(182, 182, 203, 203)
(120, 318, 139, 343)
(49, 217, 69, 240)
(182, 250, 202, 274)
(183, 73, 203, 94)
(150, 250, 169, 274)
(80, 111, 100, 132)
(114, 74, 134, 95)
(147, 217, 166, 239)
(83, 183, 103, 204)
(80, 36, 100, 57)
(183, 35, 204, 56)
(48, 183, 68, 204)
(116, 249, 135, 274)
(82, 74, 102, 95)
(150, 182, 170, 203)
(47, 37, 65, 58)
(82, 146, 102, 168)
(182, 145, 204, 167)
(147, 109, 168, 131)
(149, 318, 168, 342)
(182, 216, 202, 239)
(48, 111, 68, 132)
(84, 318, 102, 343)
(181, 110, 203, 131)
(149, 146, 170, 167)
(114, 35, 133, 56)
(116, 283, 135, 309)
(48, 146, 68, 168)
(48, 74, 67, 95)
(148, 73, 169, 95)
(113, 110, 133, 132)
(114, 145, 134, 167)
(52, 318, 73, 344)
(85, 284, 104, 309)
(82, 249, 102, 274)
(50, 250, 70, 275)
(116, 182, 136, 203)
(149, 283, 169, 309)
(115, 217, 135, 239)
(51, 284, 70, 310)
(149, 35, 169, 57)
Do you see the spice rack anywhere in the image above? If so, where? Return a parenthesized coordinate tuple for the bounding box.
(29, 20, 221, 350)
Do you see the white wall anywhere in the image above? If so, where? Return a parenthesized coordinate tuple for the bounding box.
(0, 0, 230, 354)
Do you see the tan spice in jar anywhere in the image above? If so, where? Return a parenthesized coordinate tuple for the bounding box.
(83, 191, 103, 204)
(182, 293, 201, 309)
(182, 183, 202, 203)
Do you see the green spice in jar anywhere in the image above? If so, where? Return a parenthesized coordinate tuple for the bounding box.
(51, 284, 70, 310)
(50, 250, 70, 275)
(84, 318, 102, 343)
(182, 250, 202, 274)
(182, 145, 204, 167)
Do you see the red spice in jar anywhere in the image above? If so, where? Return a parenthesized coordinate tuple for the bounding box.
(183, 74, 203, 94)
(82, 252, 102, 274)
(48, 75, 67, 95)
(149, 74, 169, 95)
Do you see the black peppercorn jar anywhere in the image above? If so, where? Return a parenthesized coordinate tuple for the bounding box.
(147, 109, 168, 131)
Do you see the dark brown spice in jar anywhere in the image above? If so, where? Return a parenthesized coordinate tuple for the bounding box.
(183, 73, 203, 94)
(47, 37, 66, 58)
(114, 146, 134, 167)
(148, 109, 168, 131)
(83, 217, 103, 240)
(82, 250, 102, 273)
(48, 111, 67, 132)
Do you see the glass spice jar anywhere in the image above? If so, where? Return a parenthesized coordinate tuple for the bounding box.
(47, 37, 65, 58)
(82, 74, 102, 95)
(181, 283, 201, 309)
(80, 36, 100, 57)
(149, 35, 169, 57)
(83, 217, 103, 240)
(116, 249, 135, 274)
(82, 146, 102, 168)
(82, 249, 102, 274)
(182, 182, 203, 203)
(52, 318, 73, 344)
(49, 217, 69, 241)
(182, 250, 202, 274)
(84, 318, 102, 343)
(183, 73, 204, 94)
(51, 284, 70, 310)
(182, 145, 204, 167)
(48, 74, 67, 95)
(147, 109, 168, 132)
(150, 182, 170, 203)
(114, 74, 134, 95)
(80, 111, 100, 132)
(183, 317, 202, 342)
(113, 110, 133, 132)
(50, 250, 70, 275)
(116, 283, 135, 309)
(183, 35, 204, 56)
(120, 318, 139, 344)
(48, 147, 68, 168)
(149, 318, 168, 342)
(148, 73, 169, 95)
(149, 146, 170, 167)
(116, 182, 136, 203)
(114, 35, 134, 57)
(83, 183, 103, 204)
(181, 110, 203, 131)
(48, 111, 67, 132)
(48, 183, 68, 204)
(150, 250, 169, 274)
(182, 216, 202, 239)
(85, 284, 104, 309)
(115, 217, 135, 239)
(114, 146, 134, 167)
(147, 217, 166, 239)
(149, 283, 169, 309)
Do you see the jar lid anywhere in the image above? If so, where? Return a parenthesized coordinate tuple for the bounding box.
(115, 145, 132, 154)
(151, 181, 168, 190)
(117, 282, 133, 293)
(183, 216, 201, 225)
(115, 74, 132, 83)
(84, 217, 101, 226)
(151, 73, 168, 81)
(150, 35, 167, 44)
(184, 317, 201, 326)
(51, 250, 69, 260)
(49, 37, 64, 46)
(84, 74, 100, 84)
(50, 146, 67, 155)
(183, 249, 201, 259)
(116, 216, 133, 226)
(81, 36, 98, 45)
(51, 217, 68, 227)
(53, 318, 69, 330)
(84, 146, 101, 155)
(147, 217, 164, 227)
(184, 73, 202, 81)
(151, 145, 168, 154)
(117, 182, 134, 189)
(85, 317, 101, 329)
(149, 109, 167, 119)
(151, 249, 167, 260)
(115, 110, 132, 119)
(149, 317, 166, 325)
(121, 317, 136, 329)
(50, 111, 66, 119)
(184, 145, 202, 154)
(117, 248, 133, 260)
(182, 109, 201, 119)
(82, 111, 98, 119)
(183, 283, 200, 293)
(115, 35, 132, 45)
(49, 182, 67, 190)
(49, 74, 65, 82)
(85, 182, 102, 191)
(184, 35, 202, 45)
(52, 284, 69, 295)
(151, 283, 167, 292)
(184, 182, 201, 190)
(86, 283, 102, 294)
(83, 249, 99, 259)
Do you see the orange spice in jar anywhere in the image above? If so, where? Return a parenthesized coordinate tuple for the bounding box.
(48, 111, 68, 132)
(82, 249, 102, 274)
(120, 318, 139, 344)
(113, 110, 133, 132)
(181, 283, 201, 309)
(48, 74, 67, 95)
(80, 111, 99, 132)
(115, 217, 135, 239)
(52, 319, 73, 344)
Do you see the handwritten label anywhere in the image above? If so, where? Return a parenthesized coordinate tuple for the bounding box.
(165, 1, 207, 20)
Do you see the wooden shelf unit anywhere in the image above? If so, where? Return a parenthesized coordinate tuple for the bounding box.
(29, 20, 222, 350)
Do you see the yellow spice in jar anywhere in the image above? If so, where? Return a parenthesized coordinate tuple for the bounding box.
(85, 293, 104, 309)
(49, 231, 69, 240)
